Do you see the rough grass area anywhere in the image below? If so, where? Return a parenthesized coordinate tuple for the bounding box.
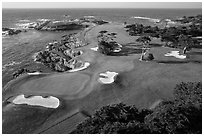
(2, 103, 56, 134)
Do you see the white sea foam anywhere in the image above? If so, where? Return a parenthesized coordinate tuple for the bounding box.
(3, 61, 21, 70)
(2, 31, 9, 36)
(37, 19, 50, 22)
(13, 94, 60, 108)
(68, 62, 90, 72)
(165, 51, 186, 59)
(16, 22, 37, 29)
(19, 19, 30, 22)
(84, 16, 95, 18)
(131, 16, 160, 23)
(98, 71, 118, 84)
(52, 20, 62, 23)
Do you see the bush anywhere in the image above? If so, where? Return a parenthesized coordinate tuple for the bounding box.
(145, 101, 190, 134)
(71, 103, 152, 134)
(173, 82, 202, 109)
(72, 82, 202, 134)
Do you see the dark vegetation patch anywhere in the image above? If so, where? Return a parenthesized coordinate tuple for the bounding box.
(149, 43, 163, 47)
(157, 60, 202, 64)
(72, 82, 202, 134)
(2, 104, 56, 134)
(125, 14, 202, 54)
(156, 60, 189, 64)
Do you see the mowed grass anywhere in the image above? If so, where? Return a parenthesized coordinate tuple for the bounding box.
(13, 73, 90, 96)
(41, 112, 85, 134)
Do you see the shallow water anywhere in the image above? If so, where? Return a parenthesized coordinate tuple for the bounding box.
(2, 29, 80, 86)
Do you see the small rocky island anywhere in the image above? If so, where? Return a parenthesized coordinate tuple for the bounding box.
(26, 17, 108, 31)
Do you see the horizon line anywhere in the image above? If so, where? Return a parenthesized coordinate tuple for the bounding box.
(2, 7, 202, 9)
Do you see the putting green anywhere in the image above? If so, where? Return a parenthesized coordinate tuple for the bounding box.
(19, 73, 90, 96)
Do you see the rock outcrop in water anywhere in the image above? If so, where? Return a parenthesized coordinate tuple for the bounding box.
(2, 28, 23, 36)
(40, 21, 84, 31)
(79, 16, 109, 25)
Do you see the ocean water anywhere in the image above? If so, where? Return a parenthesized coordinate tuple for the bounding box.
(2, 8, 202, 86)
(2, 8, 202, 28)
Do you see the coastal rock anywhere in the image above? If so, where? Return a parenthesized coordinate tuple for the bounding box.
(2, 28, 22, 36)
(40, 21, 84, 31)
(34, 50, 83, 72)
(33, 33, 85, 72)
(13, 68, 39, 78)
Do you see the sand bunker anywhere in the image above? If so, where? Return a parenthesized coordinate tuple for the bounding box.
(113, 48, 121, 52)
(165, 51, 186, 59)
(98, 71, 118, 84)
(27, 72, 41, 75)
(90, 47, 98, 51)
(12, 94, 60, 108)
(68, 62, 90, 72)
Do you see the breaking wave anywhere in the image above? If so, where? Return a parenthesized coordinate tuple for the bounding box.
(19, 19, 30, 22)
(131, 16, 160, 23)
(3, 61, 21, 71)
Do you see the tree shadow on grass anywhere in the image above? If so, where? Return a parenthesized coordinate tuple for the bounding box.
(187, 51, 202, 55)
(156, 60, 202, 64)
(149, 43, 163, 47)
(110, 48, 142, 56)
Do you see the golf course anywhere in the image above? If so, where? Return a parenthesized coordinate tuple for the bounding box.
(2, 22, 202, 134)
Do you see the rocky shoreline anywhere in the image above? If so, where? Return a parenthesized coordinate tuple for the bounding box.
(2, 17, 108, 37)
(33, 33, 86, 72)
(2, 27, 26, 36)
(9, 17, 108, 78)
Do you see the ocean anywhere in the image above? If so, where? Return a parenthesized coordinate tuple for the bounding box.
(2, 8, 202, 86)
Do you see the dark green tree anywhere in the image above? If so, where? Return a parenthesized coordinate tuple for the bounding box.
(178, 34, 194, 54)
(71, 103, 152, 134)
(136, 35, 151, 61)
(72, 82, 202, 134)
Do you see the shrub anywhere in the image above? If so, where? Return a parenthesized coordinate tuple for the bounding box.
(71, 103, 152, 134)
(173, 82, 202, 109)
(72, 82, 202, 134)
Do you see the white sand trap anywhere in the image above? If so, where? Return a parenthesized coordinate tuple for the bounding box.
(68, 62, 90, 72)
(90, 47, 98, 51)
(27, 72, 41, 75)
(165, 51, 186, 59)
(113, 48, 121, 52)
(98, 71, 118, 84)
(13, 94, 60, 108)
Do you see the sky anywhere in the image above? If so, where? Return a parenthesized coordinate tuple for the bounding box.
(2, 2, 202, 9)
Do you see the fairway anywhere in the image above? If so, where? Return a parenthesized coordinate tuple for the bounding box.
(18, 73, 90, 96)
